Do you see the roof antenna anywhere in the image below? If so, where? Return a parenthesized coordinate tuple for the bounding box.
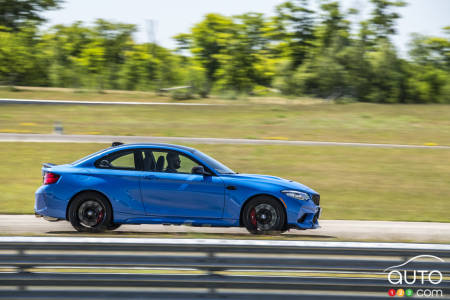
(112, 142, 124, 147)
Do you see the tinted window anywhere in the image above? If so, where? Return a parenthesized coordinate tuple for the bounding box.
(152, 151, 167, 171)
(146, 150, 206, 174)
(142, 150, 155, 171)
(96, 150, 137, 170)
(178, 154, 198, 174)
(110, 152, 135, 169)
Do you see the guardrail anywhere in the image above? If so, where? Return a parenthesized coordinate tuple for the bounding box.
(0, 237, 449, 299)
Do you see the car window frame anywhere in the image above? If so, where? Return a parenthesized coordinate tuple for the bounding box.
(141, 148, 216, 176)
(94, 149, 144, 171)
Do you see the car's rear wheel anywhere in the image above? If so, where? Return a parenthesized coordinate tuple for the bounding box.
(68, 192, 112, 233)
(242, 196, 286, 235)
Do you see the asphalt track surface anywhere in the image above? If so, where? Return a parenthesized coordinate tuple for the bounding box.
(1, 133, 449, 149)
(1, 215, 449, 242)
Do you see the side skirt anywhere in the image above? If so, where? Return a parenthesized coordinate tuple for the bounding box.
(115, 215, 240, 227)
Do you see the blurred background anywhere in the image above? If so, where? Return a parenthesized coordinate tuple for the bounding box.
(0, 0, 449, 223)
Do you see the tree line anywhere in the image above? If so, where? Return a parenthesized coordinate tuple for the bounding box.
(0, 0, 448, 103)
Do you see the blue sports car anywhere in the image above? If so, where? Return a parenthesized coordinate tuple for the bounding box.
(35, 143, 321, 234)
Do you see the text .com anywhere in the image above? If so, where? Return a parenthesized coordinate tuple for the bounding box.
(384, 255, 445, 298)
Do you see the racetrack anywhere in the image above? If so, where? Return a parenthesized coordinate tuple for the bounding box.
(2, 215, 449, 243)
(1, 133, 449, 149)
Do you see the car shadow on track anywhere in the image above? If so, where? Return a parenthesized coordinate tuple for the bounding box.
(46, 231, 337, 240)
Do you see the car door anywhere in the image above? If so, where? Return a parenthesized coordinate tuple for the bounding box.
(90, 149, 146, 216)
(139, 149, 225, 219)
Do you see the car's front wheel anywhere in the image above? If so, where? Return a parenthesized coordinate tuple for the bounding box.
(68, 192, 112, 233)
(242, 196, 286, 235)
(107, 223, 121, 231)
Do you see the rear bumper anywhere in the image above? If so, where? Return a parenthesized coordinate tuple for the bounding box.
(35, 212, 61, 222)
(35, 185, 66, 220)
(34, 188, 48, 216)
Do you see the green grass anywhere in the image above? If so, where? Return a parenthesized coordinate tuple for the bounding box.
(1, 87, 449, 145)
(0, 102, 449, 145)
(1, 142, 448, 222)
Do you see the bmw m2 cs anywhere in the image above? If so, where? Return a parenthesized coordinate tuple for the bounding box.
(35, 143, 321, 234)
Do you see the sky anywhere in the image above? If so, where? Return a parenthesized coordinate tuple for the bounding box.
(43, 0, 450, 55)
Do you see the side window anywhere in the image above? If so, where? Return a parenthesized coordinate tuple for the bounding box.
(142, 150, 155, 171)
(97, 150, 136, 170)
(110, 152, 135, 169)
(149, 150, 203, 174)
(178, 155, 198, 174)
(152, 151, 167, 172)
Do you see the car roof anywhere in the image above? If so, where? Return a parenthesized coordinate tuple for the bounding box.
(72, 143, 199, 166)
(110, 143, 197, 153)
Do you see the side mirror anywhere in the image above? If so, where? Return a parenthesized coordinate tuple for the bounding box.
(192, 166, 211, 176)
(98, 160, 112, 168)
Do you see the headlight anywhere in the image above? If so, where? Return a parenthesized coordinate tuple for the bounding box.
(282, 190, 310, 201)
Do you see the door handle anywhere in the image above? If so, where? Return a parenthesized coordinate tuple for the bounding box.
(144, 175, 158, 180)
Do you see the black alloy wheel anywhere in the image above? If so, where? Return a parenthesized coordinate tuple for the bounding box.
(68, 192, 112, 233)
(242, 196, 286, 234)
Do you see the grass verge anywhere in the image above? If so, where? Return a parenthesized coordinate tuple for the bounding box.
(0, 102, 449, 145)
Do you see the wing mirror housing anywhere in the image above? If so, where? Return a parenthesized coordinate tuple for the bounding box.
(192, 166, 212, 176)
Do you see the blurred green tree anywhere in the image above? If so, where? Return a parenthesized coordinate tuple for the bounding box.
(0, 0, 62, 31)
(368, 0, 407, 41)
(0, 0, 448, 103)
(0, 24, 46, 85)
(406, 28, 450, 103)
(43, 22, 92, 87)
(273, 0, 315, 68)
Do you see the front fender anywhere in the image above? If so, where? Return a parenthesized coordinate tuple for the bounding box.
(222, 179, 287, 220)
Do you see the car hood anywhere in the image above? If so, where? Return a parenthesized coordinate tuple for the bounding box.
(222, 173, 317, 194)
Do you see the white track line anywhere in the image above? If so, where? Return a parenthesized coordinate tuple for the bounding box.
(1, 236, 449, 250)
(0, 133, 448, 149)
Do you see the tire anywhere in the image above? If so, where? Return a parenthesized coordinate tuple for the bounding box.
(107, 223, 121, 231)
(68, 192, 112, 233)
(242, 196, 286, 235)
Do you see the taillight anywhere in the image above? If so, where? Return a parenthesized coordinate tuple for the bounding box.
(44, 172, 60, 185)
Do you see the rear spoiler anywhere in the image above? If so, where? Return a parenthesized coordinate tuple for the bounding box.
(42, 163, 56, 176)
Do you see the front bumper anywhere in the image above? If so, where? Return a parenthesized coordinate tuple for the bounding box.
(283, 197, 321, 230)
(294, 206, 321, 229)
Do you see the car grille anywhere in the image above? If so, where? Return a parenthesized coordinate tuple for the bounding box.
(312, 194, 320, 206)
(312, 211, 320, 224)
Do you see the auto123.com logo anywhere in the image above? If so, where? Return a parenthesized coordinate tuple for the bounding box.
(384, 255, 444, 297)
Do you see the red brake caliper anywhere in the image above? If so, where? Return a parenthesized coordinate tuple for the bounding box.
(96, 210, 104, 224)
(250, 208, 257, 226)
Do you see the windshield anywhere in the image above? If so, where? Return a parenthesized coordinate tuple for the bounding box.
(194, 150, 235, 174)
